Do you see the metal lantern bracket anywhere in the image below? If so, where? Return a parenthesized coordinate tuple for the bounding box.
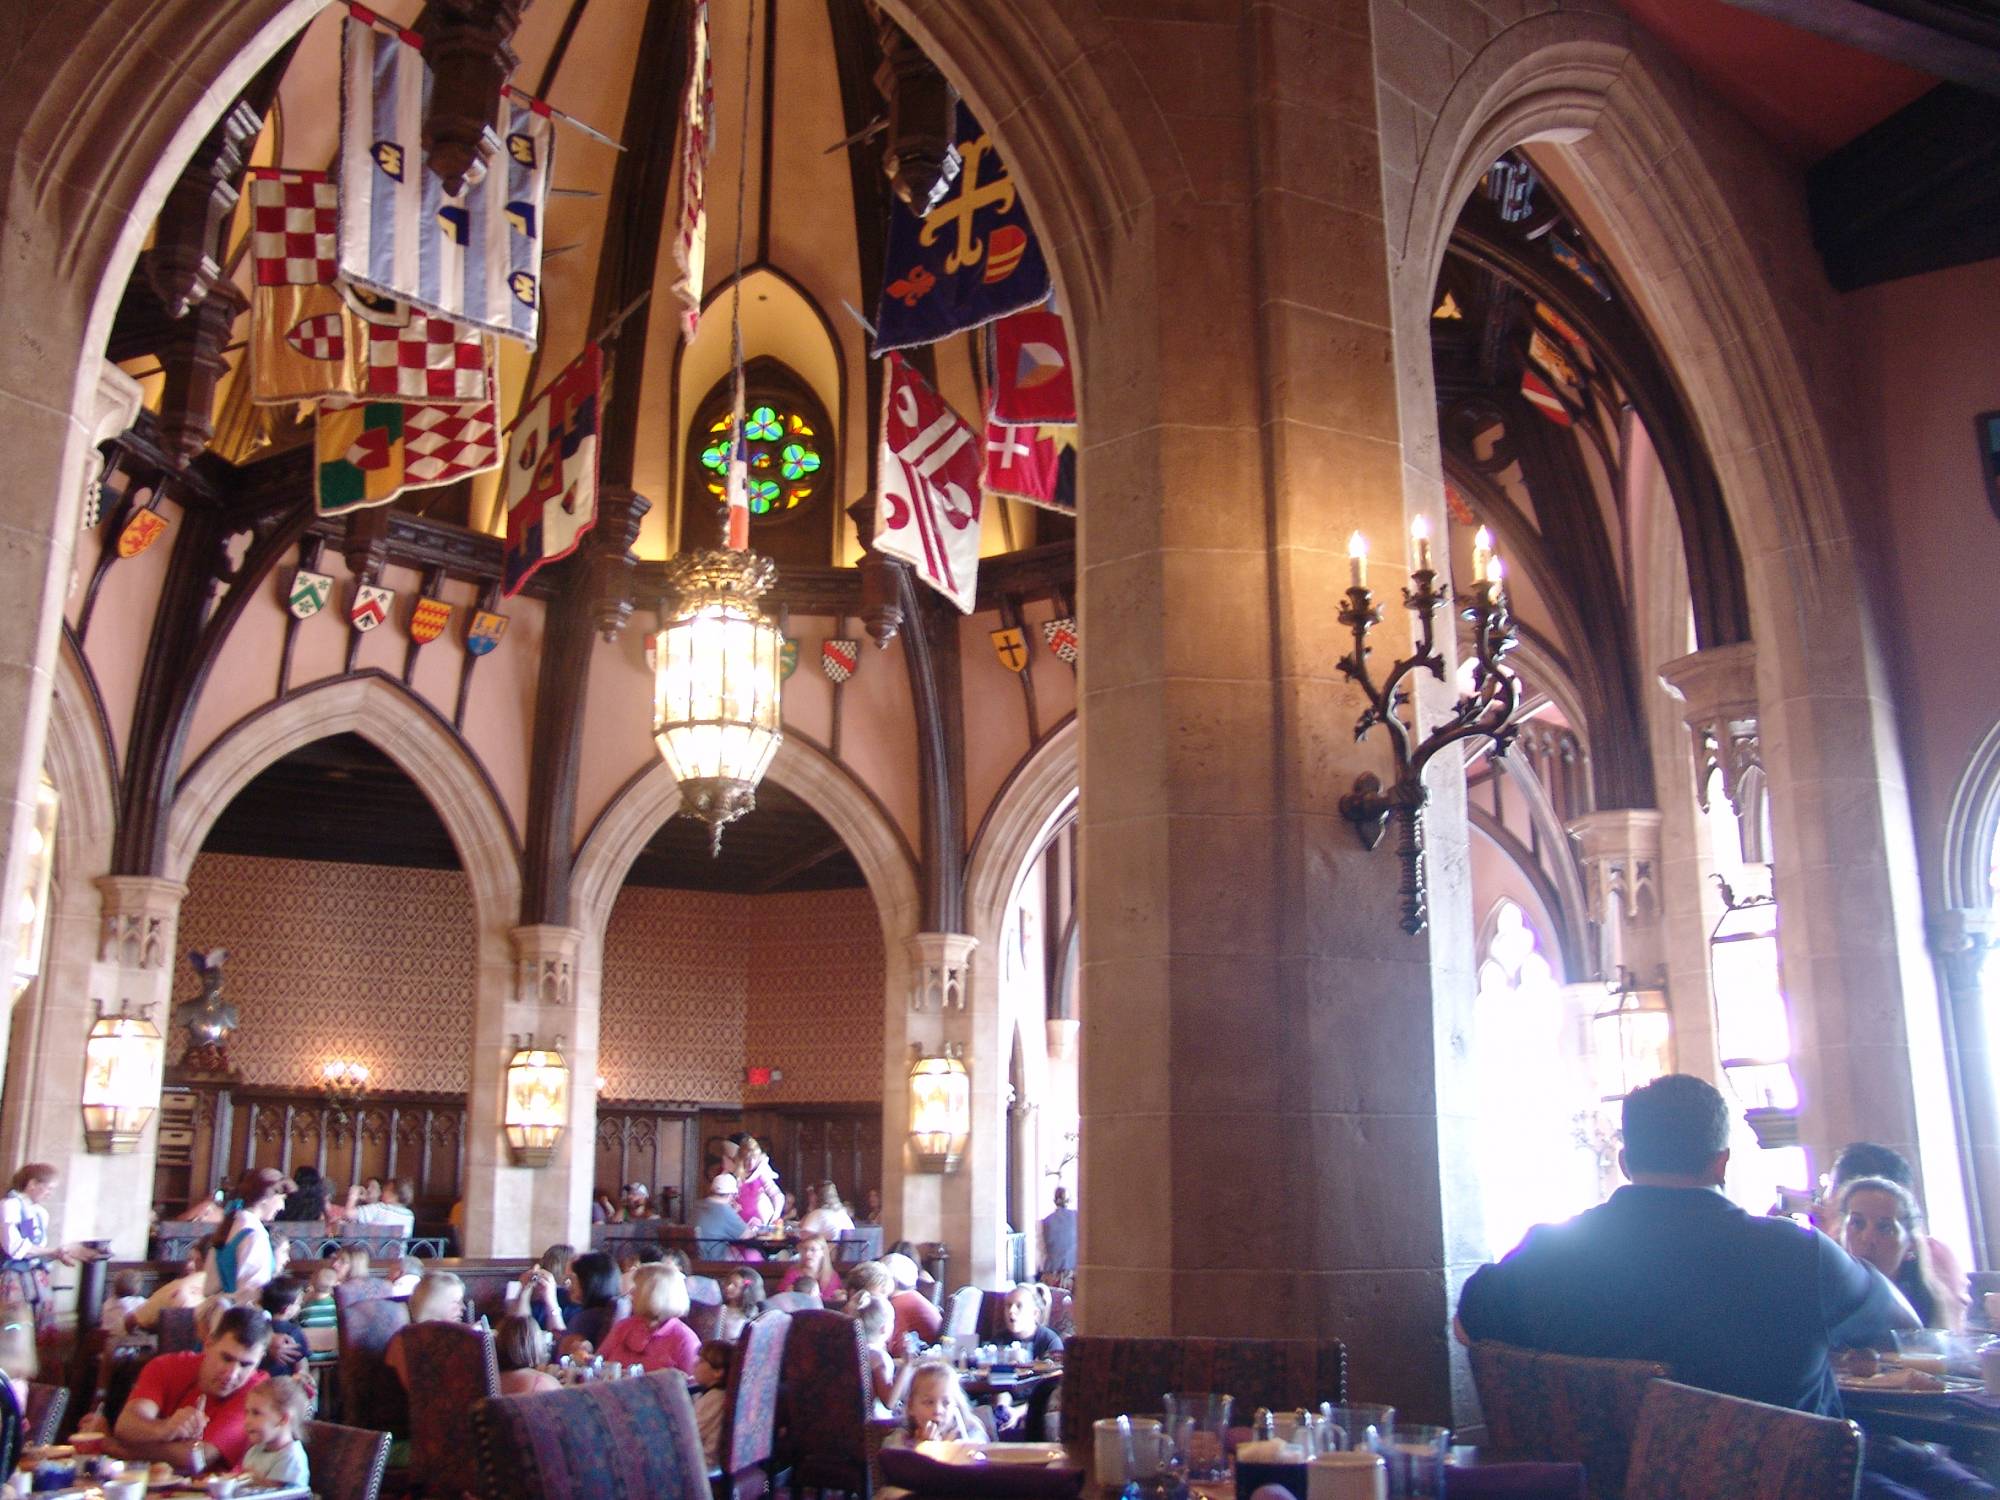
(1336, 561, 1523, 935)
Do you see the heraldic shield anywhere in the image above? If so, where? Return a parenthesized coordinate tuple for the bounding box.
(289, 569, 333, 620)
(466, 610, 509, 657)
(990, 628, 1029, 673)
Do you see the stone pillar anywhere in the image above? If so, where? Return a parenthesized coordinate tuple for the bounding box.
(0, 362, 141, 1096)
(462, 923, 593, 1256)
(1568, 810, 1667, 988)
(1077, 0, 1476, 1423)
(1931, 907, 1998, 1268)
(5, 877, 186, 1271)
(887, 934, 988, 1281)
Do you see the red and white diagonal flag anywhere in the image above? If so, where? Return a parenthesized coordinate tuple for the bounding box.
(875, 354, 984, 612)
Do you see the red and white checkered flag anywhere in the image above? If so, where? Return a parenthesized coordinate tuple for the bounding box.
(250, 170, 338, 286)
(365, 314, 490, 404)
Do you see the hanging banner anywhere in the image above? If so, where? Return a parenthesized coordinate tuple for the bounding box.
(874, 102, 1050, 353)
(991, 306, 1076, 425)
(670, 0, 714, 337)
(503, 344, 604, 595)
(874, 353, 983, 612)
(337, 14, 554, 346)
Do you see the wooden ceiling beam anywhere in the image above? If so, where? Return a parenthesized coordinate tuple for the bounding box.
(1720, 0, 2000, 94)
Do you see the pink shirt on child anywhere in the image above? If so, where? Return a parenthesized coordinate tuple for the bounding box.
(598, 1315, 701, 1374)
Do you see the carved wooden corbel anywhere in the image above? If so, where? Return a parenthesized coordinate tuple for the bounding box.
(414, 0, 533, 196)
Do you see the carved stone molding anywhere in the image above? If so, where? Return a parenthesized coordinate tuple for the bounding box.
(1567, 809, 1664, 982)
(1658, 641, 1761, 818)
(908, 932, 977, 1012)
(1930, 906, 1998, 996)
(82, 361, 143, 532)
(513, 923, 582, 1008)
(94, 875, 189, 970)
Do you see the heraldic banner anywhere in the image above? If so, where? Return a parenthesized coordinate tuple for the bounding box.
(338, 13, 554, 346)
(503, 344, 604, 596)
(874, 101, 1050, 354)
(874, 353, 983, 613)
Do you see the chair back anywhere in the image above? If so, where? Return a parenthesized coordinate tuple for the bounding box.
(762, 1291, 821, 1314)
(88, 1332, 157, 1426)
(719, 1308, 790, 1498)
(944, 1286, 982, 1339)
(301, 1418, 391, 1500)
(333, 1278, 392, 1312)
(1060, 1336, 1348, 1441)
(1468, 1341, 1670, 1500)
(831, 1227, 883, 1264)
(777, 1308, 871, 1494)
(335, 1294, 409, 1434)
(688, 1274, 724, 1305)
(1623, 1379, 1861, 1500)
(474, 1370, 711, 1500)
(155, 1306, 200, 1354)
(400, 1321, 500, 1498)
(685, 1300, 723, 1342)
(22, 1382, 66, 1446)
(1045, 1286, 1074, 1337)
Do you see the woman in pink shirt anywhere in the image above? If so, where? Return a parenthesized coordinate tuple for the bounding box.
(779, 1233, 843, 1304)
(598, 1265, 701, 1375)
(733, 1138, 785, 1233)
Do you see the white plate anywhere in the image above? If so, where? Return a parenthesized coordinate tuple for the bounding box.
(967, 1444, 1068, 1466)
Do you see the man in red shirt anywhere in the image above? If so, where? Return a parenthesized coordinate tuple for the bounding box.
(113, 1305, 271, 1471)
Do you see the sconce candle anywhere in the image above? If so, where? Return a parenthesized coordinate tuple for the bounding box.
(81, 1000, 165, 1153)
(1347, 530, 1368, 588)
(1411, 515, 1432, 573)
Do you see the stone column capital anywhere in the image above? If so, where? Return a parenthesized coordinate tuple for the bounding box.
(1659, 642, 1763, 819)
(512, 923, 582, 1008)
(1566, 808, 1665, 863)
(93, 876, 187, 971)
(907, 932, 978, 1011)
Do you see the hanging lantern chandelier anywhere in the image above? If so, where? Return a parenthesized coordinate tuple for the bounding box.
(652, 0, 784, 856)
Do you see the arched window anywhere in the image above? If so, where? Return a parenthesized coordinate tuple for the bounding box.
(1475, 899, 1602, 1259)
(680, 357, 836, 566)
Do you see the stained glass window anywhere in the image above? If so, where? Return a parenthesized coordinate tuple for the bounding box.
(698, 403, 825, 516)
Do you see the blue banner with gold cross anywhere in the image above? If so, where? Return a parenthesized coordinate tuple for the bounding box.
(874, 102, 1050, 354)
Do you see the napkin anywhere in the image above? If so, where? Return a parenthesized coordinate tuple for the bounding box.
(1442, 1461, 1587, 1499)
(877, 1448, 1087, 1498)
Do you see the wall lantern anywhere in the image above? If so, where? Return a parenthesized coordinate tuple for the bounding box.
(909, 1045, 970, 1174)
(653, 547, 785, 856)
(319, 1059, 372, 1103)
(81, 999, 164, 1154)
(8, 774, 58, 1004)
(1590, 973, 1675, 1102)
(504, 1034, 570, 1168)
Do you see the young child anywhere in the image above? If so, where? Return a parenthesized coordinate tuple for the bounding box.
(691, 1338, 733, 1470)
(259, 1276, 309, 1376)
(886, 1358, 983, 1448)
(716, 1267, 763, 1340)
(240, 1375, 312, 1487)
(848, 1291, 898, 1417)
(100, 1268, 147, 1334)
(387, 1253, 423, 1298)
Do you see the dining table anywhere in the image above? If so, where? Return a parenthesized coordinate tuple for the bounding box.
(1837, 1380, 2000, 1482)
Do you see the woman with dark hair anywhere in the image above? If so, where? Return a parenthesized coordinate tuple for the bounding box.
(279, 1166, 327, 1224)
(1838, 1176, 1963, 1332)
(1, 1165, 79, 1338)
(555, 1251, 623, 1357)
(202, 1167, 293, 1306)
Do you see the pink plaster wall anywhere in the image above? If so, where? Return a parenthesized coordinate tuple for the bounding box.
(575, 620, 657, 845)
(1848, 258, 2000, 895)
(821, 623, 921, 853)
(71, 488, 180, 766)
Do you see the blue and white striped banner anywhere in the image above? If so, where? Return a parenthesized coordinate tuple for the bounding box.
(337, 15, 553, 348)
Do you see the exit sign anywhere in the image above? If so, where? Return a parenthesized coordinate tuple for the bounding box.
(746, 1066, 782, 1087)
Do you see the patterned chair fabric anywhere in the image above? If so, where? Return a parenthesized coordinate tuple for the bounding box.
(334, 1278, 394, 1312)
(1623, 1379, 1861, 1500)
(718, 1308, 789, 1500)
(155, 1307, 200, 1354)
(688, 1275, 723, 1305)
(473, 1370, 711, 1500)
(23, 1381, 66, 1445)
(945, 1286, 983, 1339)
(685, 1301, 723, 1343)
(777, 1308, 871, 1495)
(1059, 1337, 1348, 1442)
(1468, 1342, 1671, 1500)
(301, 1418, 391, 1500)
(335, 1295, 410, 1435)
(398, 1321, 499, 1498)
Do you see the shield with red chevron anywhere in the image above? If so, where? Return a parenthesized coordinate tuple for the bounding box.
(349, 583, 394, 632)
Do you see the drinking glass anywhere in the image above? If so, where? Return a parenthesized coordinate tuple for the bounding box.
(1163, 1392, 1234, 1481)
(1368, 1423, 1449, 1500)
(1321, 1403, 1396, 1452)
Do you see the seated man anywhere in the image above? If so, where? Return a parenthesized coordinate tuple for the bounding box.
(1457, 1074, 1987, 1500)
(111, 1304, 271, 1472)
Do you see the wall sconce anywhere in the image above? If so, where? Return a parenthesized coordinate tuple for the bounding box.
(81, 999, 164, 1154)
(505, 1035, 570, 1168)
(319, 1059, 372, 1103)
(1591, 972, 1675, 1101)
(1337, 522, 1523, 935)
(908, 1045, 970, 1174)
(8, 774, 58, 1004)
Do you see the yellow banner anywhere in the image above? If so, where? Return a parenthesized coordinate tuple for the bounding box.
(250, 283, 367, 406)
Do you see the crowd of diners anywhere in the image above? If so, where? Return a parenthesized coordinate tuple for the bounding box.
(0, 1136, 1071, 1489)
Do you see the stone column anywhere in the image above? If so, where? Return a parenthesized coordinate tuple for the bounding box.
(462, 923, 593, 1256)
(1568, 810, 1667, 988)
(886, 933, 985, 1281)
(1931, 907, 1998, 1267)
(1077, 0, 1477, 1422)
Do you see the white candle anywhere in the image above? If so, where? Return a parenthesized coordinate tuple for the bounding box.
(1486, 555, 1505, 601)
(1411, 515, 1432, 573)
(1472, 525, 1493, 584)
(1347, 531, 1368, 588)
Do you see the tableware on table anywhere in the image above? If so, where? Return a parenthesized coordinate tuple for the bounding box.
(1163, 1392, 1233, 1482)
(103, 1476, 148, 1500)
(1095, 1417, 1165, 1487)
(1368, 1424, 1449, 1500)
(1890, 1328, 1951, 1377)
(970, 1444, 1070, 1465)
(1320, 1404, 1395, 1453)
(1986, 1292, 2000, 1328)
(1308, 1452, 1388, 1500)
(1982, 1339, 2000, 1395)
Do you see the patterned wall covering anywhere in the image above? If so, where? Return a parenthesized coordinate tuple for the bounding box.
(744, 889, 886, 1104)
(175, 854, 478, 1093)
(177, 858, 886, 1105)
